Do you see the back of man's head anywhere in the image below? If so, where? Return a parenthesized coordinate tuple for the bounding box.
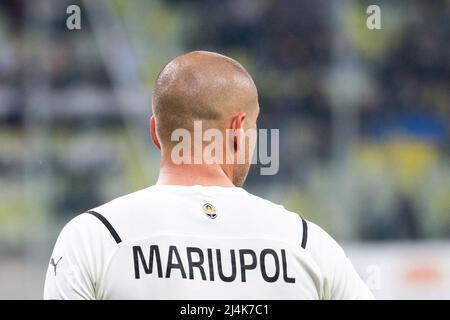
(151, 51, 260, 186)
(153, 50, 258, 145)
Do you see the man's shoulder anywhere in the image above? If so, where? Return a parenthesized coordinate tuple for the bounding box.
(242, 194, 345, 255)
(53, 211, 117, 251)
(57, 188, 152, 239)
(88, 187, 153, 216)
(238, 191, 345, 261)
(300, 219, 350, 273)
(242, 190, 302, 219)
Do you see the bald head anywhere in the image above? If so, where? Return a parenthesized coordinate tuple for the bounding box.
(152, 51, 259, 147)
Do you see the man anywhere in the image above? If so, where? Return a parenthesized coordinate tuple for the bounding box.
(44, 51, 374, 299)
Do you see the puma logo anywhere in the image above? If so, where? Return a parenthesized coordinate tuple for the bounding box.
(50, 257, 63, 276)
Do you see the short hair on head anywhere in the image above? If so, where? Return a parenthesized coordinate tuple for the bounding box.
(152, 51, 258, 148)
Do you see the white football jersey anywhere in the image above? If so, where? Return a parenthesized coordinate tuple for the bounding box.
(44, 185, 374, 300)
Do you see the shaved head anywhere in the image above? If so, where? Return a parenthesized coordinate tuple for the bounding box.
(153, 51, 258, 144)
(151, 51, 260, 186)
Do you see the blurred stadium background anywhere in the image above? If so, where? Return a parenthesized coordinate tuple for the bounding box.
(0, 0, 449, 299)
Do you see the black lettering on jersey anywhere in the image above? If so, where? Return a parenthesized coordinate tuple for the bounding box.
(207, 248, 215, 281)
(131, 245, 297, 284)
(186, 247, 206, 280)
(216, 249, 236, 282)
(260, 249, 280, 282)
(239, 249, 257, 282)
(281, 249, 296, 283)
(166, 245, 187, 279)
(133, 245, 163, 279)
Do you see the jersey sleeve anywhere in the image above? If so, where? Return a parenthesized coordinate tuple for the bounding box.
(44, 215, 97, 300)
(306, 221, 375, 300)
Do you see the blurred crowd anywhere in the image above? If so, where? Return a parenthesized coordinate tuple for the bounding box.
(180, 0, 450, 240)
(0, 0, 448, 247)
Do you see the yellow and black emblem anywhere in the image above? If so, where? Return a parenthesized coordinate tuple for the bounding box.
(202, 203, 217, 219)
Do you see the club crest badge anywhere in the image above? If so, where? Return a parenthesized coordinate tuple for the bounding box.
(203, 203, 217, 219)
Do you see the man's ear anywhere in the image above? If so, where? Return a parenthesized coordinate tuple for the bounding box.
(150, 115, 161, 150)
(230, 112, 246, 152)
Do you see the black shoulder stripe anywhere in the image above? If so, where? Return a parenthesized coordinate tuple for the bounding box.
(86, 210, 122, 244)
(301, 217, 308, 249)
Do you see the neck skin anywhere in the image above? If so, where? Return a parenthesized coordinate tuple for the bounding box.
(157, 161, 235, 187)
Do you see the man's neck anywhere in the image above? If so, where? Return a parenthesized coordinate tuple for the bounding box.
(157, 162, 235, 187)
